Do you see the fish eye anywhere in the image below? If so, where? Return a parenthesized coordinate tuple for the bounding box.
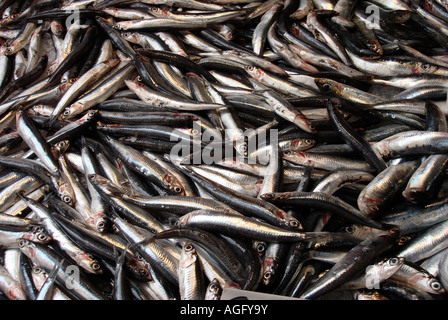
(184, 243, 194, 252)
(91, 262, 101, 271)
(345, 225, 355, 233)
(389, 227, 400, 235)
(389, 257, 399, 265)
(37, 233, 48, 241)
(398, 236, 410, 245)
(63, 109, 71, 117)
(256, 243, 266, 253)
(97, 221, 106, 230)
(430, 280, 442, 291)
(139, 269, 149, 277)
(368, 41, 379, 50)
(289, 219, 299, 228)
(264, 272, 272, 279)
(33, 266, 42, 273)
(305, 139, 313, 145)
(209, 283, 218, 291)
(18, 239, 28, 247)
(421, 63, 431, 70)
(321, 83, 332, 91)
(63, 195, 72, 203)
(34, 226, 44, 233)
(171, 186, 182, 194)
(261, 193, 274, 199)
(283, 150, 291, 155)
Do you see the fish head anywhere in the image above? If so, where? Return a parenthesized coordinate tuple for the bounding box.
(415, 62, 439, 74)
(368, 257, 405, 282)
(94, 214, 109, 234)
(79, 109, 99, 123)
(77, 253, 103, 275)
(52, 140, 70, 155)
(126, 257, 153, 281)
(426, 277, 445, 295)
(125, 78, 145, 91)
(315, 78, 340, 95)
(206, 279, 223, 300)
(25, 225, 52, 244)
(60, 105, 76, 120)
(244, 65, 263, 80)
(56, 180, 75, 206)
(179, 242, 198, 269)
(365, 40, 383, 56)
(262, 256, 277, 286)
(167, 181, 185, 196)
(293, 113, 316, 134)
(148, 6, 168, 17)
(17, 238, 37, 259)
(121, 32, 140, 44)
(290, 138, 316, 151)
(112, 22, 125, 31)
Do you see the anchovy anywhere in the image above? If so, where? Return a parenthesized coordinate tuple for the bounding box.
(389, 260, 445, 295)
(61, 62, 135, 120)
(18, 194, 103, 275)
(17, 239, 107, 300)
(306, 11, 352, 65)
(1, 0, 448, 301)
(178, 242, 205, 300)
(35, 260, 63, 300)
(381, 198, 448, 235)
(327, 98, 387, 173)
(260, 191, 387, 229)
(112, 215, 180, 286)
(177, 209, 357, 243)
(372, 130, 448, 158)
(125, 78, 224, 111)
(357, 160, 419, 218)
(50, 58, 120, 123)
(299, 228, 399, 299)
(397, 218, 448, 263)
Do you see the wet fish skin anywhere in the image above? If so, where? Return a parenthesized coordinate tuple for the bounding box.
(327, 98, 387, 173)
(357, 160, 419, 218)
(299, 228, 400, 299)
(3, 0, 448, 301)
(17, 239, 108, 300)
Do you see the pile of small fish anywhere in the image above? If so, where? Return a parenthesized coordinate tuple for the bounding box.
(1, 0, 448, 301)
